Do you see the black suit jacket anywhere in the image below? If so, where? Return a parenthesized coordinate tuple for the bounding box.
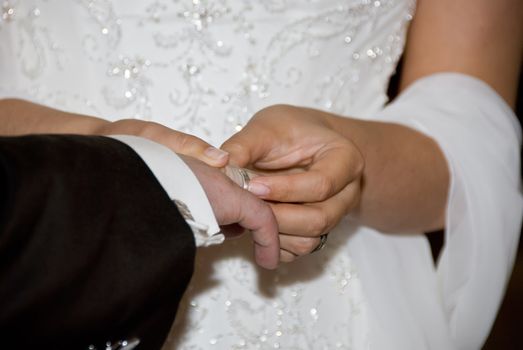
(0, 135, 196, 349)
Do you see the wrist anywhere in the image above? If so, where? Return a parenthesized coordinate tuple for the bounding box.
(324, 114, 373, 162)
(65, 117, 110, 135)
(0, 98, 111, 136)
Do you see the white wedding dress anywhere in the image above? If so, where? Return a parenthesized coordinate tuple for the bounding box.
(1, 1, 522, 349)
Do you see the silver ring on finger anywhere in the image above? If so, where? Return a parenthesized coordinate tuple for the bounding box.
(311, 233, 329, 253)
(223, 166, 258, 190)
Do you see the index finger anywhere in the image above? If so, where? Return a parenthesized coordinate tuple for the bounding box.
(248, 143, 363, 203)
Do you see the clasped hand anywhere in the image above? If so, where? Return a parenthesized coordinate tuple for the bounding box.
(102, 105, 364, 267)
(97, 118, 280, 270)
(222, 105, 364, 262)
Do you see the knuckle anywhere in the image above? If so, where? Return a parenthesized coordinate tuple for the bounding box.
(293, 237, 319, 256)
(347, 186, 362, 212)
(176, 133, 195, 150)
(137, 120, 162, 139)
(259, 204, 277, 229)
(175, 134, 208, 154)
(354, 152, 365, 177)
(314, 174, 334, 200)
(276, 183, 292, 201)
(221, 141, 246, 158)
(256, 104, 294, 118)
(280, 250, 296, 263)
(221, 140, 250, 168)
(308, 209, 330, 235)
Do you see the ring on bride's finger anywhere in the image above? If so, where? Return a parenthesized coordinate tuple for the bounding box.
(311, 233, 329, 253)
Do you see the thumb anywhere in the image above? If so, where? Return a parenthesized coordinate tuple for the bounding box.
(167, 131, 229, 168)
(100, 119, 230, 168)
(220, 139, 250, 167)
(221, 126, 269, 168)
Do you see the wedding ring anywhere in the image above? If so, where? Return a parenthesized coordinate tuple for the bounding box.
(311, 233, 329, 253)
(238, 167, 251, 190)
(223, 165, 259, 190)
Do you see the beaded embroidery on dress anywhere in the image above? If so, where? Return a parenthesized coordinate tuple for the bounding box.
(0, 1, 415, 349)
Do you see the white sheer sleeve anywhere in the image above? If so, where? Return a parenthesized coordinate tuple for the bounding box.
(374, 73, 523, 349)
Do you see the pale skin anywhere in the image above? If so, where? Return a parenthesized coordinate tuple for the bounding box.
(222, 0, 523, 262)
(0, 0, 521, 264)
(0, 99, 280, 269)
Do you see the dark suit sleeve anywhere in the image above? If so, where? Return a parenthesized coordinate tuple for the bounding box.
(0, 135, 196, 350)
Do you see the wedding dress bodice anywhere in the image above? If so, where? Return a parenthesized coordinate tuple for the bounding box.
(2, 2, 521, 349)
(0, 0, 413, 145)
(1, 1, 445, 349)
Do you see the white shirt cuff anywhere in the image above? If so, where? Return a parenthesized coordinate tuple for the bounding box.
(109, 135, 224, 247)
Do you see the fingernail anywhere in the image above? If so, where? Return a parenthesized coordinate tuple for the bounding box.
(248, 181, 270, 197)
(205, 147, 228, 160)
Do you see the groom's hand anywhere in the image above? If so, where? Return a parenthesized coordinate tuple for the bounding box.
(181, 156, 280, 270)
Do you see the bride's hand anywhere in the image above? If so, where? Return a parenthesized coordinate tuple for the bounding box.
(221, 105, 364, 262)
(97, 119, 229, 167)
